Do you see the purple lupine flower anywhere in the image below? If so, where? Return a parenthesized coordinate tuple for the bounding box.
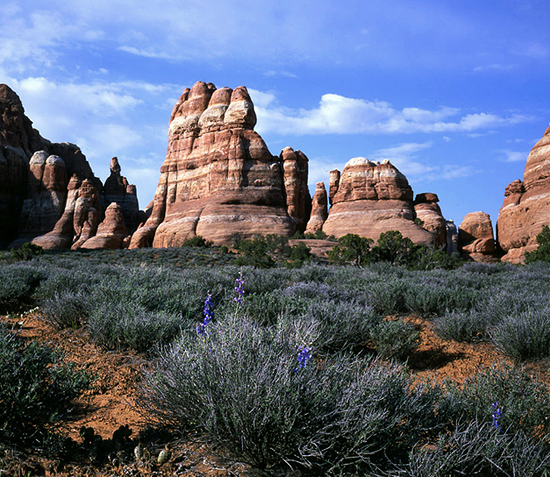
(197, 292, 214, 335)
(491, 402, 503, 433)
(234, 272, 244, 304)
(295, 345, 312, 372)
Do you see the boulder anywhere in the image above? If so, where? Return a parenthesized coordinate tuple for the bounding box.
(497, 123, 550, 263)
(130, 81, 307, 248)
(305, 182, 329, 235)
(459, 211, 496, 262)
(322, 158, 434, 245)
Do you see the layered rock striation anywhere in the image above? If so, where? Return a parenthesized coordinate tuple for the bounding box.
(130, 81, 310, 248)
(497, 124, 550, 262)
(321, 158, 436, 245)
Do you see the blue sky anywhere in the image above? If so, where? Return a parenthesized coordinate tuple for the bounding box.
(1, 0, 549, 227)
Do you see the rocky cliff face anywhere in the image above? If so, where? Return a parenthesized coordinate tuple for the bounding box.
(497, 124, 550, 263)
(130, 81, 310, 248)
(0, 83, 140, 250)
(321, 158, 436, 245)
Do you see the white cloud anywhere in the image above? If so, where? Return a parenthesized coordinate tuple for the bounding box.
(118, 46, 180, 61)
(473, 63, 517, 72)
(370, 142, 437, 178)
(252, 91, 531, 136)
(499, 149, 528, 163)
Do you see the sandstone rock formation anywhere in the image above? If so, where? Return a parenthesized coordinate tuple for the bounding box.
(321, 158, 435, 245)
(33, 178, 101, 250)
(414, 193, 446, 247)
(305, 182, 328, 235)
(446, 220, 459, 254)
(80, 202, 128, 250)
(497, 123, 550, 263)
(0, 83, 139, 250)
(103, 157, 139, 233)
(459, 211, 496, 262)
(130, 81, 310, 248)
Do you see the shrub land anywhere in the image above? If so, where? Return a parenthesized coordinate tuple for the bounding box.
(1, 241, 550, 475)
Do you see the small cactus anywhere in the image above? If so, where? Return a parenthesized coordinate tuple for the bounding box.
(157, 449, 171, 465)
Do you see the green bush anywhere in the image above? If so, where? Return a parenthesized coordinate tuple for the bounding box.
(9, 242, 43, 261)
(371, 230, 412, 263)
(328, 233, 373, 266)
(181, 235, 212, 247)
(0, 324, 89, 447)
(525, 225, 550, 263)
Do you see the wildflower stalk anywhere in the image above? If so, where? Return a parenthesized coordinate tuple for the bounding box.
(197, 292, 214, 335)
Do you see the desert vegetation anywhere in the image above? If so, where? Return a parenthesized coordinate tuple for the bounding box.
(1, 241, 550, 475)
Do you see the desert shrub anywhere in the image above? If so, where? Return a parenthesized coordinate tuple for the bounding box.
(0, 264, 47, 312)
(300, 299, 379, 352)
(288, 242, 312, 267)
(236, 291, 310, 326)
(367, 278, 410, 314)
(449, 364, 550, 437)
(41, 291, 91, 329)
(34, 266, 102, 302)
(234, 236, 275, 268)
(403, 420, 550, 477)
(181, 235, 212, 247)
(139, 315, 445, 473)
(371, 230, 417, 266)
(9, 242, 43, 261)
(87, 301, 184, 353)
(0, 324, 89, 447)
(489, 309, 550, 361)
(433, 310, 487, 342)
(525, 225, 550, 263)
(370, 318, 419, 360)
(328, 233, 373, 266)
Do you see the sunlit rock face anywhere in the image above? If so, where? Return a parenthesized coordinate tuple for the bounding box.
(459, 211, 497, 263)
(322, 158, 436, 245)
(497, 123, 550, 263)
(130, 81, 310, 248)
(305, 182, 329, 235)
(414, 193, 447, 248)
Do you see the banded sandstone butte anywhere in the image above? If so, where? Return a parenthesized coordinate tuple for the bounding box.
(497, 123, 550, 263)
(321, 158, 439, 245)
(130, 81, 310, 248)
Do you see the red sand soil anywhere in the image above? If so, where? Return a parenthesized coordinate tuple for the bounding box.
(1, 311, 549, 476)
